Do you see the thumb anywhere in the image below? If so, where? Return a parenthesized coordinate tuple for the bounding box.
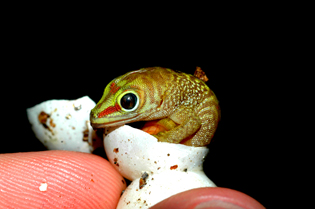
(150, 187, 265, 209)
(0, 150, 126, 209)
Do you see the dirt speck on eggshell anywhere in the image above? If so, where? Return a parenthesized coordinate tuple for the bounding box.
(170, 165, 178, 170)
(83, 129, 89, 141)
(38, 111, 54, 135)
(38, 111, 49, 124)
(49, 118, 56, 128)
(114, 158, 119, 167)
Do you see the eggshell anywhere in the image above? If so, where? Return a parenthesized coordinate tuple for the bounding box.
(27, 96, 100, 153)
(104, 125, 216, 208)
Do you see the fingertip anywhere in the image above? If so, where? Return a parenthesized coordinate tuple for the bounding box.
(0, 150, 126, 209)
(150, 187, 265, 209)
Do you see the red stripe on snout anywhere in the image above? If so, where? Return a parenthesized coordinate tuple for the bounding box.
(98, 103, 121, 118)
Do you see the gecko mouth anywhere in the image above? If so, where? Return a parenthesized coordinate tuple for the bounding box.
(127, 121, 147, 129)
(91, 120, 147, 130)
(90, 113, 143, 129)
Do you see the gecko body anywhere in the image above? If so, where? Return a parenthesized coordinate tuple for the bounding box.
(90, 67, 220, 146)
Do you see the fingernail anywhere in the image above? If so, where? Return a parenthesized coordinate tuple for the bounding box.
(194, 200, 246, 209)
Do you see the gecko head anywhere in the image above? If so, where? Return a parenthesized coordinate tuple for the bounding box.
(90, 69, 158, 129)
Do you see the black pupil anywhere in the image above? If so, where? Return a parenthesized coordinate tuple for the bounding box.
(121, 93, 137, 110)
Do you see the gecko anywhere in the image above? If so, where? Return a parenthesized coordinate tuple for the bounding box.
(90, 67, 220, 147)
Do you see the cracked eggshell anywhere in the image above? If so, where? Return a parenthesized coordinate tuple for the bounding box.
(104, 125, 216, 208)
(27, 96, 99, 153)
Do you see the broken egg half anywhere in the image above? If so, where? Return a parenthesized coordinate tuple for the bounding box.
(104, 125, 216, 209)
(26, 96, 102, 153)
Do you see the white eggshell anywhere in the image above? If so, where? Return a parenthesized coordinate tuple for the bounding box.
(104, 125, 216, 209)
(27, 96, 98, 153)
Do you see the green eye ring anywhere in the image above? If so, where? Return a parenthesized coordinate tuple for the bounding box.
(118, 91, 139, 112)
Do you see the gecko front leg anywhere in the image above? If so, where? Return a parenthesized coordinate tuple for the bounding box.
(154, 107, 201, 144)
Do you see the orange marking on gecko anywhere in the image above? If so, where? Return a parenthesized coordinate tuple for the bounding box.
(142, 120, 193, 144)
(142, 120, 168, 135)
(110, 82, 120, 94)
(98, 103, 121, 118)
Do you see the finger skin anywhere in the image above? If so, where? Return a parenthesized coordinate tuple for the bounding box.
(0, 150, 126, 209)
(150, 187, 265, 209)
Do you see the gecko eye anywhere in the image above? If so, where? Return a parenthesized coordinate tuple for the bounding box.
(120, 92, 139, 112)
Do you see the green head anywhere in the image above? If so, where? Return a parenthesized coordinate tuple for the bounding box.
(90, 67, 168, 128)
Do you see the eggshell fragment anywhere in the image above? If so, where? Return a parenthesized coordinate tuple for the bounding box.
(27, 96, 100, 153)
(104, 125, 216, 209)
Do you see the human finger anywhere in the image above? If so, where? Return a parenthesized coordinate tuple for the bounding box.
(0, 150, 126, 209)
(150, 187, 265, 209)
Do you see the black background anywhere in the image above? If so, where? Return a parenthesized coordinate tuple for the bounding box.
(1, 20, 277, 208)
